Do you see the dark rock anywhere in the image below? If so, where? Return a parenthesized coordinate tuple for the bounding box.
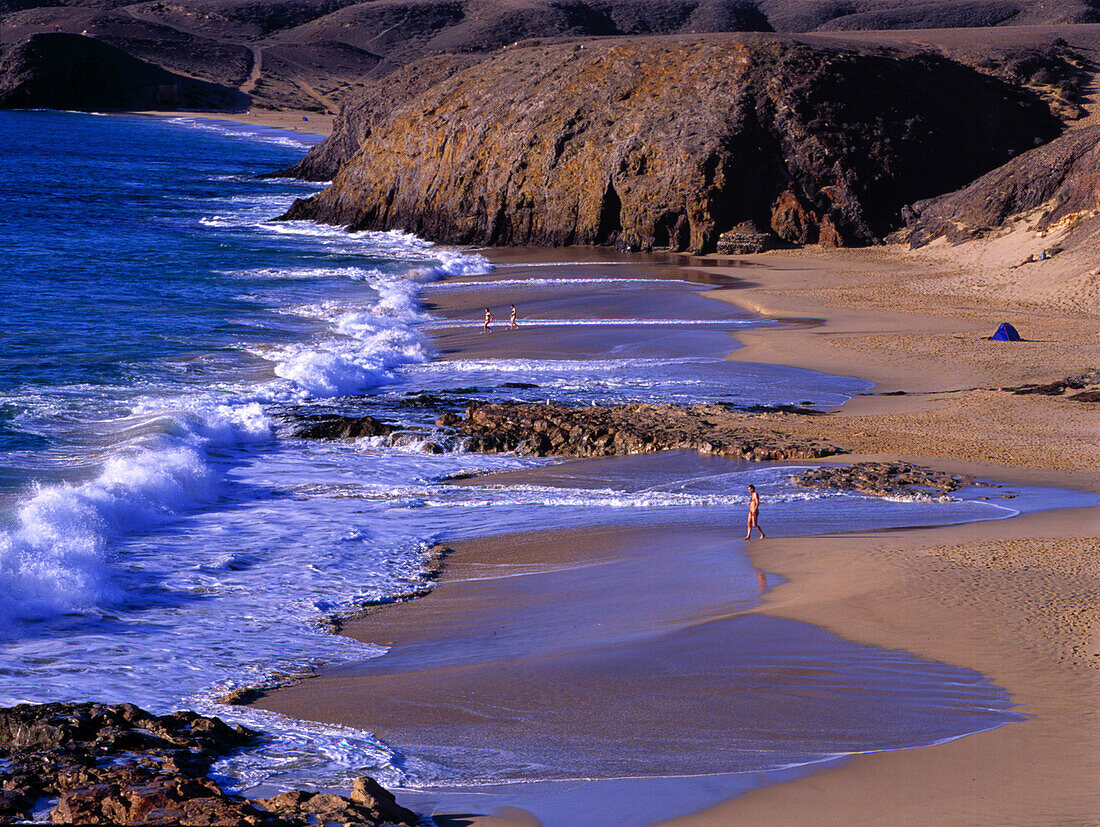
(1003, 369, 1100, 396)
(715, 220, 775, 254)
(0, 702, 413, 826)
(456, 402, 843, 460)
(292, 414, 396, 440)
(282, 36, 1058, 253)
(1069, 390, 1100, 402)
(0, 34, 247, 112)
(500, 382, 539, 389)
(435, 412, 462, 427)
(790, 461, 987, 498)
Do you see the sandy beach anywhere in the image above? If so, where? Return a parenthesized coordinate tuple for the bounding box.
(132, 109, 334, 139)
(253, 239, 1099, 824)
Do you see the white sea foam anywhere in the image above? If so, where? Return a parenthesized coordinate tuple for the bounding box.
(164, 117, 322, 150)
(266, 280, 433, 398)
(0, 402, 272, 627)
(0, 217, 491, 626)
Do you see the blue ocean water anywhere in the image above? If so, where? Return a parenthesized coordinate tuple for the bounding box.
(0, 110, 1075, 805)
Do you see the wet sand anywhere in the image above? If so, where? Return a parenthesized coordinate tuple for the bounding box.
(254, 246, 1100, 824)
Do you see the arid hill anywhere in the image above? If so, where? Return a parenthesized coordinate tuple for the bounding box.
(0, 32, 247, 111)
(2, 0, 1098, 111)
(280, 35, 1060, 253)
(898, 124, 1100, 247)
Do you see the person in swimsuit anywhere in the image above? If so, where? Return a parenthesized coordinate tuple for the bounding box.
(509, 304, 517, 329)
(744, 484, 765, 540)
(483, 307, 493, 333)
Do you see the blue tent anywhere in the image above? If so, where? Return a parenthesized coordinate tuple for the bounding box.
(990, 322, 1021, 341)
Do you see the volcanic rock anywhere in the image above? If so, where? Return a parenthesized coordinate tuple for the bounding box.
(789, 461, 982, 497)
(715, 220, 776, 254)
(0, 33, 247, 112)
(281, 35, 1058, 253)
(456, 401, 842, 460)
(292, 413, 396, 439)
(0, 702, 415, 826)
(1003, 368, 1100, 395)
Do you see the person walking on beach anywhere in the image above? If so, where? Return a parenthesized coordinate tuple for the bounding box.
(483, 307, 493, 333)
(744, 484, 765, 540)
(509, 304, 518, 330)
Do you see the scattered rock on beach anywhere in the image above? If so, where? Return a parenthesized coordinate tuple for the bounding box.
(1003, 368, 1100, 396)
(456, 402, 843, 461)
(789, 461, 983, 498)
(0, 702, 416, 826)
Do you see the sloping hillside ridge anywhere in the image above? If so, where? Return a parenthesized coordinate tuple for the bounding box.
(897, 124, 1100, 247)
(3, 0, 1097, 112)
(0, 33, 247, 112)
(281, 36, 1060, 252)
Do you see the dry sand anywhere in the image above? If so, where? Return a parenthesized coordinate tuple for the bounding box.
(132, 108, 333, 138)
(676, 245, 1099, 823)
(255, 243, 1099, 824)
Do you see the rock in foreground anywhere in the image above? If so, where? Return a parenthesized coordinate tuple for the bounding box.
(456, 402, 843, 460)
(283, 35, 1058, 252)
(0, 702, 416, 826)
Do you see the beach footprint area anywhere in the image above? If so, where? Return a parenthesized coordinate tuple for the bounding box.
(1, 112, 1093, 826)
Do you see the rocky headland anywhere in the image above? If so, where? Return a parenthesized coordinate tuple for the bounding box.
(0, 702, 416, 826)
(279, 35, 1060, 253)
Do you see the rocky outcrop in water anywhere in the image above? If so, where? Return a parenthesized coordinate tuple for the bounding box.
(291, 413, 397, 439)
(281, 35, 1059, 253)
(455, 402, 842, 460)
(789, 461, 983, 497)
(896, 123, 1100, 246)
(0, 33, 247, 112)
(0, 702, 416, 826)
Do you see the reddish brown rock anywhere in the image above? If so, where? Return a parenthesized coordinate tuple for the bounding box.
(456, 401, 843, 460)
(789, 461, 984, 498)
(282, 35, 1058, 253)
(0, 702, 414, 826)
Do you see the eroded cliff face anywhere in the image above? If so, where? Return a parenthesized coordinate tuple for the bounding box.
(897, 124, 1100, 246)
(282, 35, 1059, 252)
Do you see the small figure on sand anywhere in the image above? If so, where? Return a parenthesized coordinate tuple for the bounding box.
(744, 484, 765, 541)
(509, 304, 518, 329)
(483, 307, 494, 333)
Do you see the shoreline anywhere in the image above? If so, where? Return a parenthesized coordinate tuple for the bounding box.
(673, 246, 1099, 821)
(128, 108, 333, 139)
(252, 244, 1099, 823)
